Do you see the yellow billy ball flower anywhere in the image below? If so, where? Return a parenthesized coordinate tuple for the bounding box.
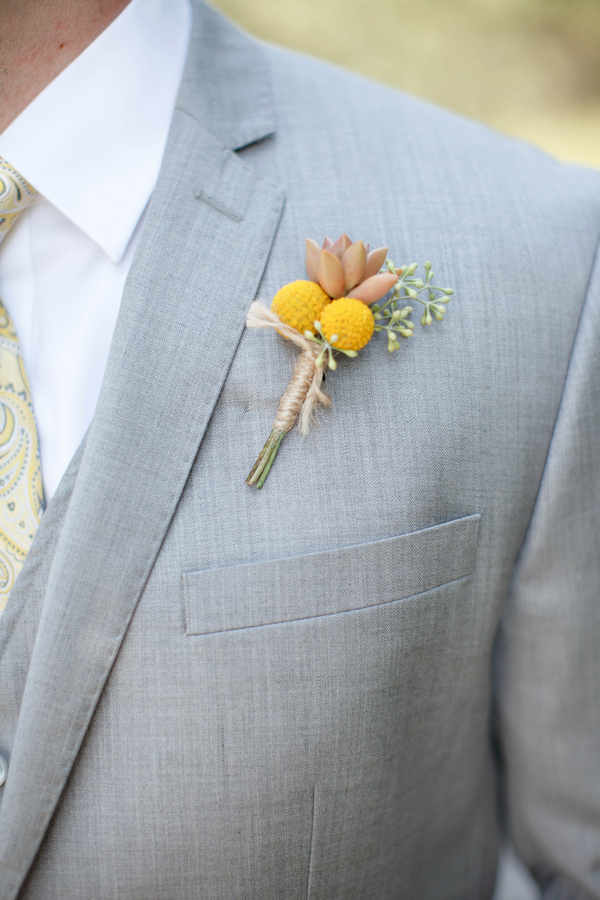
(272, 280, 331, 335)
(320, 297, 375, 351)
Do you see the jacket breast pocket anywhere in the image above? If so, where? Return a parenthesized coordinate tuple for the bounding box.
(183, 514, 480, 636)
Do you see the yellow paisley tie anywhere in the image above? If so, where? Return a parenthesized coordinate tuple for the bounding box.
(0, 158, 44, 614)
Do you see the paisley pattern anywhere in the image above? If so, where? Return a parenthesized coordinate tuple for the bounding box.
(0, 159, 43, 614)
(0, 157, 37, 245)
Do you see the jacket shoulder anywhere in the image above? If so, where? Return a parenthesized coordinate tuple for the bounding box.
(262, 42, 600, 221)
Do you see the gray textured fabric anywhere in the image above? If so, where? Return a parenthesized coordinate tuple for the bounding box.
(0, 1, 598, 897)
(494, 849, 541, 900)
(183, 514, 480, 634)
(0, 438, 86, 805)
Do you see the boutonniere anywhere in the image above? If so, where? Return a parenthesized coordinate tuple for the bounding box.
(246, 234, 454, 488)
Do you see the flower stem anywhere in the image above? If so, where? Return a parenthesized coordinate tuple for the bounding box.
(246, 428, 286, 488)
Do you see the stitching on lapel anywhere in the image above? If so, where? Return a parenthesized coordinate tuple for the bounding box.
(195, 190, 244, 221)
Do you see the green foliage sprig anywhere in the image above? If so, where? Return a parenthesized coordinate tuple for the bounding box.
(372, 259, 454, 352)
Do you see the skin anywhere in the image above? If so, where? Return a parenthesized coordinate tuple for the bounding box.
(0, 0, 132, 134)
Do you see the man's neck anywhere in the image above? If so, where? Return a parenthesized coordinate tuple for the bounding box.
(0, 0, 132, 134)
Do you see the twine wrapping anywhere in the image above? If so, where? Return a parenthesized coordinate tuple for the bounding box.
(245, 302, 331, 435)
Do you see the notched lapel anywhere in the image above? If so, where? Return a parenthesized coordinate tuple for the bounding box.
(179, 0, 276, 151)
(0, 8, 285, 892)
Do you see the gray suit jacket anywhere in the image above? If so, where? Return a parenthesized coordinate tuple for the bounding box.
(0, 2, 599, 898)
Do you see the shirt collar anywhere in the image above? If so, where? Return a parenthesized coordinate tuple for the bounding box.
(0, 0, 191, 263)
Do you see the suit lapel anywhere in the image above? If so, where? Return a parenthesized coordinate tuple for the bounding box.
(0, 4, 284, 895)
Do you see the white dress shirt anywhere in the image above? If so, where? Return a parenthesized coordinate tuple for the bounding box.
(0, 0, 191, 502)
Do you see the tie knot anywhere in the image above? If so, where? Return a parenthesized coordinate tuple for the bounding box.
(0, 157, 37, 245)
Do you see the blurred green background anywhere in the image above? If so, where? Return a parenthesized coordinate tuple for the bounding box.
(212, 0, 600, 170)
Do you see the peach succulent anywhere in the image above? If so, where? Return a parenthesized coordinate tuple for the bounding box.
(305, 234, 398, 305)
